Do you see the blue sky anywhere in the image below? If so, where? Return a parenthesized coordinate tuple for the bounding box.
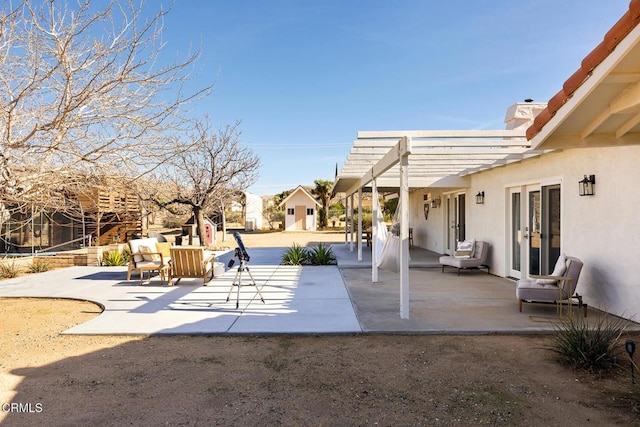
(157, 1, 629, 195)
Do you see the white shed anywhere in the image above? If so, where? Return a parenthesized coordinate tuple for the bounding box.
(244, 192, 263, 231)
(279, 186, 321, 232)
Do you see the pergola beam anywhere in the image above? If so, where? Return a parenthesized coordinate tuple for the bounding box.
(357, 129, 525, 139)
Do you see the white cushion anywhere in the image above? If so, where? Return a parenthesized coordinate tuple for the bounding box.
(139, 245, 160, 262)
(454, 239, 475, 259)
(128, 238, 159, 263)
(136, 260, 162, 267)
(536, 253, 567, 285)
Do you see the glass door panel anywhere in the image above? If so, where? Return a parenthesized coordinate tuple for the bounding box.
(510, 190, 522, 278)
(541, 185, 561, 274)
(446, 197, 453, 254)
(457, 194, 466, 242)
(528, 190, 541, 276)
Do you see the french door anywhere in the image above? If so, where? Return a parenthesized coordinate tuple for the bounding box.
(445, 193, 466, 255)
(509, 184, 561, 278)
(509, 189, 522, 278)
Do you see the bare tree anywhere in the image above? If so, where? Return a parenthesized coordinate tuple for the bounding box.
(145, 119, 260, 246)
(263, 189, 290, 230)
(0, 0, 210, 210)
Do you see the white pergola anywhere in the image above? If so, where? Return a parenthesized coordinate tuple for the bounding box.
(332, 128, 543, 319)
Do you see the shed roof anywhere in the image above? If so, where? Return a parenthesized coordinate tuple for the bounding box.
(278, 185, 322, 208)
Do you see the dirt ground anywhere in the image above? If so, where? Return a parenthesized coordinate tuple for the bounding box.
(2, 230, 640, 425)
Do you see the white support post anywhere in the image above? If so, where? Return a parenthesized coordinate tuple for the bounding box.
(357, 187, 363, 261)
(372, 178, 379, 282)
(344, 196, 348, 244)
(399, 137, 411, 319)
(350, 194, 355, 252)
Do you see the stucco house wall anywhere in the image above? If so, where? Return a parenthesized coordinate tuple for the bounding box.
(408, 144, 640, 319)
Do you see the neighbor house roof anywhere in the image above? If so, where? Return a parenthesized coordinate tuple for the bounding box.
(527, 0, 640, 149)
(278, 185, 321, 208)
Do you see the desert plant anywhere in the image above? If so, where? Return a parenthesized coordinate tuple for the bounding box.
(308, 243, 336, 265)
(281, 243, 309, 265)
(102, 249, 130, 267)
(547, 313, 626, 373)
(0, 260, 22, 279)
(27, 258, 50, 273)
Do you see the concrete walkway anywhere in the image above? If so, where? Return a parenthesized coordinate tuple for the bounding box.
(1, 244, 637, 335)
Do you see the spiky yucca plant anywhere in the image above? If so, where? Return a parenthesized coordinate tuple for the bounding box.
(308, 243, 336, 265)
(281, 243, 309, 265)
(102, 250, 130, 266)
(548, 313, 626, 373)
(27, 258, 50, 273)
(0, 260, 22, 279)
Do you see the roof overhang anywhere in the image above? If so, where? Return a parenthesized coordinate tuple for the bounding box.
(530, 22, 640, 150)
(278, 185, 321, 208)
(333, 129, 538, 196)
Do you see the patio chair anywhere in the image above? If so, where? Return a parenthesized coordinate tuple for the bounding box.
(516, 255, 587, 317)
(127, 237, 169, 285)
(439, 240, 490, 275)
(168, 246, 224, 286)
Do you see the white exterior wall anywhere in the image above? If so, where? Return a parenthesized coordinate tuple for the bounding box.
(408, 190, 448, 253)
(283, 191, 318, 232)
(244, 192, 263, 230)
(409, 145, 640, 319)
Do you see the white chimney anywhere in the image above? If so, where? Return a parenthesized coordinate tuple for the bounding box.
(504, 99, 547, 130)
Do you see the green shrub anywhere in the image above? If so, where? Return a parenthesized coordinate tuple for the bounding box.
(0, 260, 22, 279)
(281, 243, 308, 266)
(547, 314, 626, 373)
(308, 243, 336, 265)
(102, 249, 129, 266)
(27, 258, 50, 273)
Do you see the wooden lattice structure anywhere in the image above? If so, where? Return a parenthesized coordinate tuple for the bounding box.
(1, 179, 144, 253)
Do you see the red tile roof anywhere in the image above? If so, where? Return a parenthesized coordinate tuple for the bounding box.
(526, 0, 640, 140)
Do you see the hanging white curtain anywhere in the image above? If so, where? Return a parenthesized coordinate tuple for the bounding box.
(373, 195, 387, 262)
(377, 197, 410, 272)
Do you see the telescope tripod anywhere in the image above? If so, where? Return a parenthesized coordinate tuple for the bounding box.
(226, 259, 265, 309)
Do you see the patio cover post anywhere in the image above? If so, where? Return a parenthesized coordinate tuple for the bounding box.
(371, 178, 380, 283)
(372, 177, 379, 282)
(350, 193, 355, 252)
(399, 137, 411, 319)
(357, 187, 363, 261)
(344, 196, 348, 244)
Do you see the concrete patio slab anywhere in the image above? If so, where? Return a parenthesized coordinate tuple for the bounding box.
(340, 266, 640, 333)
(2, 243, 638, 335)
(0, 261, 362, 335)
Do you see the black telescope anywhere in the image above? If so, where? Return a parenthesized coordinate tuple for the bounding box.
(225, 231, 265, 309)
(233, 231, 250, 262)
(227, 232, 250, 268)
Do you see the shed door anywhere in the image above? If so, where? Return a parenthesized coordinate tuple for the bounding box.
(295, 205, 306, 230)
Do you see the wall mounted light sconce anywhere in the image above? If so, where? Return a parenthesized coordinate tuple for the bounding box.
(475, 191, 485, 204)
(579, 175, 595, 196)
(430, 197, 441, 208)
